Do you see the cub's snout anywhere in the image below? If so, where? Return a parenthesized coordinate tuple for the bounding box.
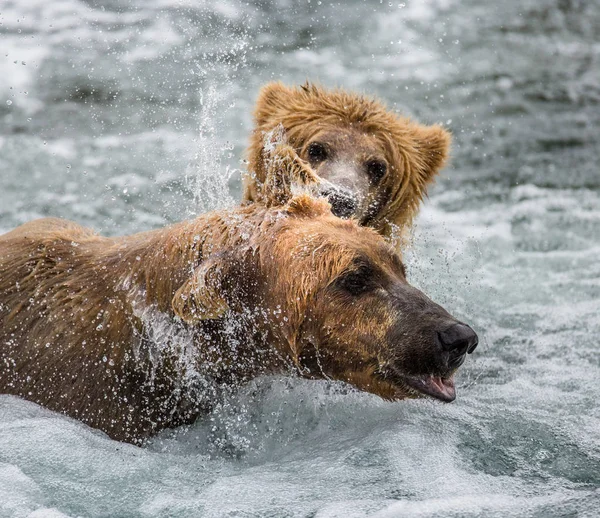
(319, 184, 358, 219)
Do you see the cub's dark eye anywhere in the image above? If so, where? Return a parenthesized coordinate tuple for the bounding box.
(307, 142, 328, 163)
(366, 160, 387, 184)
(336, 266, 375, 296)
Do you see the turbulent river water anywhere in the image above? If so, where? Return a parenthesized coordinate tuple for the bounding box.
(1, 0, 599, 516)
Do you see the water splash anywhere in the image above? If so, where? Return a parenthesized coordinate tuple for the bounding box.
(185, 85, 236, 214)
(184, 27, 252, 215)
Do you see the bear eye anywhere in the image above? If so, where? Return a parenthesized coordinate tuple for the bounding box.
(336, 265, 375, 296)
(366, 160, 387, 184)
(307, 142, 328, 163)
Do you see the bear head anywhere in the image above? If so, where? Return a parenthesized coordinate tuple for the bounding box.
(244, 82, 452, 239)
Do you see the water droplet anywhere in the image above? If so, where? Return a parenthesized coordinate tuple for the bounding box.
(6, 100, 12, 105)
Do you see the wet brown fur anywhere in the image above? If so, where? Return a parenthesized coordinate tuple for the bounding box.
(0, 146, 418, 443)
(1, 144, 468, 444)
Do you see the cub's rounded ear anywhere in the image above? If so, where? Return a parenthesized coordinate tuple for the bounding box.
(253, 82, 295, 127)
(413, 123, 452, 186)
(172, 255, 229, 323)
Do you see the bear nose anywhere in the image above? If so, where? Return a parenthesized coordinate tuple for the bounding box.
(320, 187, 358, 219)
(438, 323, 478, 357)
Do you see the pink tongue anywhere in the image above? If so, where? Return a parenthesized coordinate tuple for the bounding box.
(408, 375, 456, 402)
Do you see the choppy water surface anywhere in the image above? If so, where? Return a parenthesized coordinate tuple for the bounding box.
(1, 0, 599, 516)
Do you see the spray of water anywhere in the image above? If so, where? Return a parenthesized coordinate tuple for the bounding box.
(185, 85, 236, 214)
(184, 29, 252, 215)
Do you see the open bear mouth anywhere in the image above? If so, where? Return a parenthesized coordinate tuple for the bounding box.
(377, 368, 457, 402)
(400, 374, 456, 402)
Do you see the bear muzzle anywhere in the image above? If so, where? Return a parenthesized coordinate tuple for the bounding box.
(382, 324, 479, 403)
(319, 183, 359, 219)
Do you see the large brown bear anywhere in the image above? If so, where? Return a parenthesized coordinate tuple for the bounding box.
(244, 82, 451, 239)
(0, 144, 477, 444)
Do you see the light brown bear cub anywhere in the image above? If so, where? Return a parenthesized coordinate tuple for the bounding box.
(0, 145, 476, 444)
(244, 82, 451, 239)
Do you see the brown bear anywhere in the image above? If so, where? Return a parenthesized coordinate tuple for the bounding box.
(0, 144, 477, 444)
(243, 82, 452, 239)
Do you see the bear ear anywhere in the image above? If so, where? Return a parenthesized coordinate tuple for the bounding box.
(413, 123, 452, 185)
(172, 255, 229, 323)
(253, 82, 296, 127)
(286, 194, 332, 218)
